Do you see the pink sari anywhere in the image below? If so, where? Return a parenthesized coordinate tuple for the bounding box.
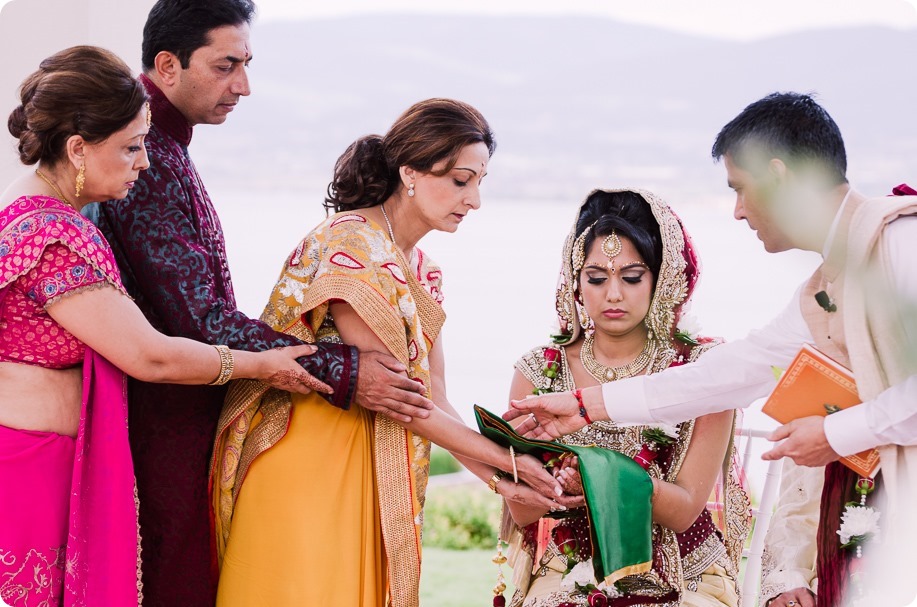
(0, 197, 139, 606)
(0, 351, 139, 607)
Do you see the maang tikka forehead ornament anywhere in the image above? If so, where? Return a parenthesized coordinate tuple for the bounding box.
(602, 230, 622, 260)
(572, 223, 623, 273)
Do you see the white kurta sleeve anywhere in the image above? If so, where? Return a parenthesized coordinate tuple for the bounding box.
(602, 284, 813, 425)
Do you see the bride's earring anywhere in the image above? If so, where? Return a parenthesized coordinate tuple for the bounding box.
(407, 183, 415, 197)
(575, 291, 592, 331)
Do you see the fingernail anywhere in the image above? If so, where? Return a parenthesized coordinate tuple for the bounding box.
(555, 486, 563, 496)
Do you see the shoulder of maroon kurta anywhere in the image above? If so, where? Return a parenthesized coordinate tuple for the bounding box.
(1, 195, 123, 292)
(93, 107, 360, 407)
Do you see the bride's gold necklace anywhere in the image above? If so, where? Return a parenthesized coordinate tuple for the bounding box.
(580, 332, 656, 382)
(35, 169, 75, 209)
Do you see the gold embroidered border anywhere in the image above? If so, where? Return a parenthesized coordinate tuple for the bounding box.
(605, 559, 653, 586)
(43, 280, 125, 308)
(515, 347, 552, 391)
(299, 274, 410, 362)
(681, 533, 727, 580)
(375, 414, 422, 607)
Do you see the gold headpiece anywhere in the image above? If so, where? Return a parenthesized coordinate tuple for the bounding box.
(602, 231, 622, 259)
(573, 225, 624, 273)
(145, 102, 152, 128)
(571, 221, 597, 273)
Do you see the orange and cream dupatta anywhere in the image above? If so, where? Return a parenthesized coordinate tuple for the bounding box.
(211, 212, 445, 607)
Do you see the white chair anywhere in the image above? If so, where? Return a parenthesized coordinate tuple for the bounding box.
(735, 427, 783, 607)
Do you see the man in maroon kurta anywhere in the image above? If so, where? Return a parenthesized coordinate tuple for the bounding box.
(90, 2, 432, 605)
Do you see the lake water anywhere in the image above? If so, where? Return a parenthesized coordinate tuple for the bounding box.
(214, 189, 821, 465)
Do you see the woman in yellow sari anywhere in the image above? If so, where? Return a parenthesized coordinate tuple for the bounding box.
(211, 99, 575, 607)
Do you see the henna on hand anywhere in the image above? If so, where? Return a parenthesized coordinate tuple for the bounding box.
(267, 370, 333, 394)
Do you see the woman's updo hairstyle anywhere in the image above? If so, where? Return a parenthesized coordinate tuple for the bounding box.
(325, 98, 496, 212)
(575, 190, 663, 280)
(8, 45, 148, 166)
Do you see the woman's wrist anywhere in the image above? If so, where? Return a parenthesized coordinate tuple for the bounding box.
(207, 344, 234, 385)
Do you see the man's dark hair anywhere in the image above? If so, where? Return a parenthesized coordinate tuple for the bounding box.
(711, 92, 848, 186)
(141, 0, 256, 71)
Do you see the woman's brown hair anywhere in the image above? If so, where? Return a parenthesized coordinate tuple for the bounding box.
(325, 98, 496, 212)
(8, 45, 148, 166)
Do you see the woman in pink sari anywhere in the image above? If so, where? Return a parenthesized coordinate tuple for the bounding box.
(0, 46, 324, 607)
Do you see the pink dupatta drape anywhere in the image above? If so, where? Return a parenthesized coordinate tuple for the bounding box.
(65, 348, 140, 606)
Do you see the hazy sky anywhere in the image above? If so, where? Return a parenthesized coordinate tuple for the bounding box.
(252, 0, 917, 40)
(2, 0, 912, 40)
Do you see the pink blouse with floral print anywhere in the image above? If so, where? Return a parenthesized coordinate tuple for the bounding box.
(0, 196, 125, 368)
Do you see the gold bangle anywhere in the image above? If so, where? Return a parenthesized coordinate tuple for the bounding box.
(488, 471, 504, 494)
(208, 344, 234, 386)
(510, 445, 518, 484)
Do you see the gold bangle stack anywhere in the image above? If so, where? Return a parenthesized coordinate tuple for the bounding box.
(208, 344, 234, 386)
(488, 471, 505, 494)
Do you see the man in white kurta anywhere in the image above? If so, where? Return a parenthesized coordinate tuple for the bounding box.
(508, 92, 917, 605)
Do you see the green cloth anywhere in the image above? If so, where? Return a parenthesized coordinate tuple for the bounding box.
(474, 405, 653, 584)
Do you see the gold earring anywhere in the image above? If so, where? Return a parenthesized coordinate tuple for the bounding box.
(75, 164, 85, 198)
(577, 298, 593, 331)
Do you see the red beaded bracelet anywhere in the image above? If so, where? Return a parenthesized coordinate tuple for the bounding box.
(573, 389, 593, 425)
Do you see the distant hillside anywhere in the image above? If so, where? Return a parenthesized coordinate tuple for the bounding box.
(189, 15, 917, 203)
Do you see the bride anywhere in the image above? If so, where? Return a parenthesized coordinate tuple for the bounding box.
(504, 188, 750, 607)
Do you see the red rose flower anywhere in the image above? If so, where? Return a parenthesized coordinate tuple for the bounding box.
(543, 347, 561, 365)
(553, 524, 578, 558)
(587, 589, 609, 607)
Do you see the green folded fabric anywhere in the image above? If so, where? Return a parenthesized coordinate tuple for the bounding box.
(474, 405, 653, 585)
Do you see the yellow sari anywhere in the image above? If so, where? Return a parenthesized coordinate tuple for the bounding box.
(211, 213, 446, 607)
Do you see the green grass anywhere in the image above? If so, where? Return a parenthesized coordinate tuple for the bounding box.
(423, 484, 503, 550)
(429, 445, 463, 476)
(420, 482, 515, 605)
(420, 547, 516, 607)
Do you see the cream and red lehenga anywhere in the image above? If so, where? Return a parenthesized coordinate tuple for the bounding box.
(507, 189, 750, 607)
(211, 212, 445, 607)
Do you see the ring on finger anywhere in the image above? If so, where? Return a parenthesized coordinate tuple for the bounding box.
(787, 601, 797, 606)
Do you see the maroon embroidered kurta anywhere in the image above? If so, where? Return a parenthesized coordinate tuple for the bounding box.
(91, 75, 358, 607)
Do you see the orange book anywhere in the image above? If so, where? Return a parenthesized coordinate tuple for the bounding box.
(762, 343, 880, 478)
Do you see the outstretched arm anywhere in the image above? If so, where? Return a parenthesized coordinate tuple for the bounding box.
(503, 370, 580, 526)
(48, 284, 325, 394)
(508, 289, 811, 439)
(330, 302, 563, 501)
